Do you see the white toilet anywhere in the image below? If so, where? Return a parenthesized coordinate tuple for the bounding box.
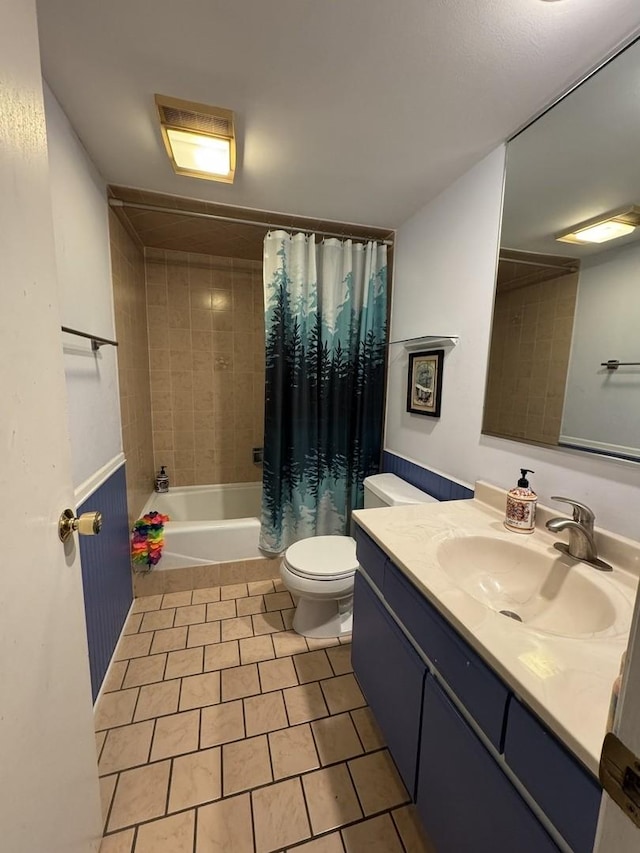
(280, 473, 439, 638)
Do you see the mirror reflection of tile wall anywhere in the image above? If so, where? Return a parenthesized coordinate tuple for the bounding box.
(484, 261, 578, 445)
(145, 248, 265, 487)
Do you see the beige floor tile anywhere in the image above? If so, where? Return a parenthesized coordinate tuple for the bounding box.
(259, 656, 298, 692)
(392, 805, 437, 853)
(221, 615, 254, 641)
(123, 612, 143, 635)
(252, 611, 285, 635)
(321, 674, 365, 714)
(103, 660, 128, 693)
(247, 580, 275, 595)
(196, 793, 254, 853)
(122, 654, 167, 689)
(326, 645, 353, 676)
(339, 634, 352, 645)
(99, 720, 154, 775)
(99, 828, 134, 853)
(351, 708, 385, 752)
(237, 594, 266, 616)
(239, 634, 275, 665)
(169, 746, 221, 812)
(273, 630, 308, 658)
(94, 688, 138, 731)
(220, 582, 248, 600)
(162, 591, 192, 608)
(200, 700, 245, 747)
(283, 682, 329, 724)
(164, 646, 203, 679)
(99, 774, 117, 830)
(150, 709, 200, 760)
(282, 608, 296, 630)
(191, 586, 221, 604)
(179, 671, 221, 711)
(244, 691, 288, 736)
(273, 578, 287, 592)
(204, 639, 240, 671)
(113, 632, 153, 661)
(342, 814, 404, 853)
(269, 723, 320, 779)
(221, 663, 261, 701)
(150, 626, 188, 654)
(96, 730, 107, 760)
(252, 776, 311, 852)
(132, 594, 163, 613)
(222, 734, 272, 794)
(206, 599, 237, 621)
(264, 591, 294, 611)
(188, 621, 221, 648)
(108, 761, 171, 831)
(302, 764, 362, 834)
(140, 608, 175, 632)
(306, 636, 340, 650)
(294, 650, 334, 684)
(174, 603, 207, 626)
(348, 751, 408, 815)
(134, 679, 180, 721)
(290, 833, 345, 852)
(312, 713, 364, 765)
(134, 810, 195, 853)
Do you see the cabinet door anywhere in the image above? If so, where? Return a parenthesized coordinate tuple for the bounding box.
(352, 572, 427, 798)
(417, 678, 560, 853)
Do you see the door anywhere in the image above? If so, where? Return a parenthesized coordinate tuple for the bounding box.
(594, 589, 640, 850)
(0, 2, 103, 852)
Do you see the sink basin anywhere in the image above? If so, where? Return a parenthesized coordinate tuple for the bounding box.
(436, 535, 621, 637)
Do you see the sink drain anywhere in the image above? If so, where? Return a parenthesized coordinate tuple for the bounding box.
(499, 610, 523, 622)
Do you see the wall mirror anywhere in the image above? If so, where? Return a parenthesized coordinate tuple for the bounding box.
(483, 38, 640, 463)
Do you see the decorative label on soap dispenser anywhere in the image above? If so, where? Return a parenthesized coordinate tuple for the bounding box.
(504, 469, 537, 534)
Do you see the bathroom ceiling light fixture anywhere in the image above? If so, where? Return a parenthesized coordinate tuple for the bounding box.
(556, 206, 640, 244)
(155, 94, 236, 183)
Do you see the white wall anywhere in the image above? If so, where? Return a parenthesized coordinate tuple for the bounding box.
(44, 84, 122, 491)
(386, 147, 640, 540)
(561, 238, 640, 458)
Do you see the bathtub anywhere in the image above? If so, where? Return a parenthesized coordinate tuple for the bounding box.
(141, 482, 263, 570)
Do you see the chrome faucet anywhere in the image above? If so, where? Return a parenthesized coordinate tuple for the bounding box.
(545, 497, 612, 571)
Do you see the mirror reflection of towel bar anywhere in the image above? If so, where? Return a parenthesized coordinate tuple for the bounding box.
(601, 360, 640, 370)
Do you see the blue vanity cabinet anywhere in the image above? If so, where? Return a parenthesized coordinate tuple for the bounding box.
(352, 571, 427, 797)
(417, 677, 560, 853)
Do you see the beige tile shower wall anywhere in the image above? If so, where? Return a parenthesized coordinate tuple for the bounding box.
(145, 249, 264, 487)
(484, 272, 578, 445)
(110, 211, 155, 524)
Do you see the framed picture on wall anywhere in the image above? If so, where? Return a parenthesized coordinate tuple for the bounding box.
(406, 349, 444, 417)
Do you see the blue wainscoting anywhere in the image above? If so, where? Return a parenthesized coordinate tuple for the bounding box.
(78, 464, 132, 700)
(382, 451, 474, 501)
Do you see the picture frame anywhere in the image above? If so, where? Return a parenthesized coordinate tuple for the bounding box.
(406, 349, 444, 417)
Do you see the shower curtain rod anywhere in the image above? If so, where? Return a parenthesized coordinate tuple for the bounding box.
(109, 199, 394, 246)
(498, 253, 578, 272)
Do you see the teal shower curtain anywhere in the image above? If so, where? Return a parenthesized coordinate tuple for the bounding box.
(260, 230, 388, 554)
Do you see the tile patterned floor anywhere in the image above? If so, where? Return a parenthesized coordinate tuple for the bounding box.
(97, 580, 435, 853)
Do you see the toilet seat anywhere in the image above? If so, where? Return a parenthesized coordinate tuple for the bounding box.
(284, 535, 358, 582)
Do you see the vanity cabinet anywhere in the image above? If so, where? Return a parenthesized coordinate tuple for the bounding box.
(353, 525, 601, 853)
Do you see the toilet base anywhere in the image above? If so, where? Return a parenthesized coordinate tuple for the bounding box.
(292, 595, 353, 639)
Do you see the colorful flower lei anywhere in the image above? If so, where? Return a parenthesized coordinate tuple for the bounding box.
(131, 511, 170, 568)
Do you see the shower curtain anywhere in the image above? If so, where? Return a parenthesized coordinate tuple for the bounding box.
(260, 230, 388, 554)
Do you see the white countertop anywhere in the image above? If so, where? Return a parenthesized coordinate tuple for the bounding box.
(352, 482, 640, 776)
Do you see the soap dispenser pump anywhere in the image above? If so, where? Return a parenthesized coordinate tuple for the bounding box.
(154, 466, 169, 494)
(504, 468, 537, 534)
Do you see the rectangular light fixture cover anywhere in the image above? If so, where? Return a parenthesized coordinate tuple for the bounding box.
(156, 94, 236, 183)
(557, 206, 640, 244)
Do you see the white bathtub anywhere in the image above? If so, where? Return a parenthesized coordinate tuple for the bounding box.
(141, 482, 263, 570)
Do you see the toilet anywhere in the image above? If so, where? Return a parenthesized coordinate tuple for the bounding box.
(280, 473, 439, 638)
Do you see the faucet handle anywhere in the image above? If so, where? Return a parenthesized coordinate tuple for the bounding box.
(549, 496, 595, 530)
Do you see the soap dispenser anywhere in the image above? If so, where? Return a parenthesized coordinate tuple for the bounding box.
(154, 466, 169, 493)
(504, 469, 537, 534)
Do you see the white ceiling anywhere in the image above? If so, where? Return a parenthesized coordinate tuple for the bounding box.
(36, 0, 640, 229)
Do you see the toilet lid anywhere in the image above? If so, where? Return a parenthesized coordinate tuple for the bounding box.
(285, 535, 359, 580)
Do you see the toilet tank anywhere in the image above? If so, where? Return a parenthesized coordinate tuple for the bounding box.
(363, 473, 439, 508)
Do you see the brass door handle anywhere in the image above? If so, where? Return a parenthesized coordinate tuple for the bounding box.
(58, 509, 103, 543)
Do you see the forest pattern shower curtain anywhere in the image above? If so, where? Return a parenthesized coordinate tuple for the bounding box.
(260, 230, 388, 554)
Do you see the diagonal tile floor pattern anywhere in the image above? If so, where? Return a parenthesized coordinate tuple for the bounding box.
(97, 579, 435, 853)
